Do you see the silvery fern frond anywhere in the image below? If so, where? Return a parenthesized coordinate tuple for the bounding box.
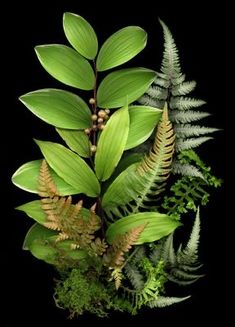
(170, 97, 206, 110)
(174, 124, 219, 138)
(124, 263, 145, 290)
(169, 110, 211, 123)
(172, 161, 205, 179)
(172, 80, 197, 96)
(175, 137, 213, 151)
(148, 295, 191, 308)
(162, 208, 204, 285)
(138, 94, 164, 108)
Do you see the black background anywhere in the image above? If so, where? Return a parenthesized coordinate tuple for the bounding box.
(1, 1, 232, 326)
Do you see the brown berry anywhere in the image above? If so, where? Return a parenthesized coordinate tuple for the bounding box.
(89, 98, 96, 105)
(98, 110, 106, 118)
(105, 109, 110, 114)
(92, 124, 98, 131)
(90, 145, 97, 153)
(99, 124, 105, 130)
(97, 117, 103, 123)
(91, 114, 98, 121)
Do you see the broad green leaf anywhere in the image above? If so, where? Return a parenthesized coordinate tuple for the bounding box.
(35, 140, 100, 197)
(63, 12, 98, 59)
(12, 159, 79, 195)
(106, 212, 180, 244)
(17, 200, 92, 225)
(16, 200, 47, 224)
(35, 45, 95, 90)
(95, 105, 129, 181)
(96, 26, 147, 71)
(23, 223, 56, 250)
(125, 106, 162, 150)
(56, 128, 91, 158)
(97, 68, 156, 108)
(20, 89, 91, 129)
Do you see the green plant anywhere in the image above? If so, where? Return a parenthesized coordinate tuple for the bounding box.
(12, 12, 221, 317)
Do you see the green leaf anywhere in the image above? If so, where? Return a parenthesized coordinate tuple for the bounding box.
(97, 68, 156, 108)
(63, 12, 98, 59)
(56, 128, 91, 158)
(23, 223, 56, 250)
(125, 106, 162, 150)
(16, 200, 47, 224)
(19, 89, 91, 129)
(96, 26, 147, 71)
(106, 212, 180, 244)
(35, 140, 100, 197)
(35, 45, 95, 90)
(12, 159, 79, 195)
(95, 105, 129, 181)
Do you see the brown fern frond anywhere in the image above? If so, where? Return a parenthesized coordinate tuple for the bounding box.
(90, 238, 108, 256)
(105, 224, 145, 269)
(38, 159, 58, 197)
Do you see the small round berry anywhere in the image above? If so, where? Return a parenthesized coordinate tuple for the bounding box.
(84, 128, 91, 135)
(91, 114, 98, 121)
(105, 109, 110, 114)
(99, 124, 105, 130)
(98, 110, 106, 118)
(89, 98, 96, 105)
(90, 145, 97, 153)
(97, 117, 103, 123)
(92, 124, 98, 131)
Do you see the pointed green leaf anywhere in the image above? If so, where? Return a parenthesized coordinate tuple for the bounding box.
(63, 12, 98, 59)
(16, 200, 47, 224)
(19, 89, 91, 129)
(106, 212, 180, 244)
(35, 140, 100, 197)
(97, 68, 156, 108)
(23, 223, 56, 250)
(35, 45, 95, 90)
(95, 105, 129, 181)
(96, 26, 147, 71)
(56, 128, 91, 158)
(125, 106, 162, 150)
(12, 159, 79, 195)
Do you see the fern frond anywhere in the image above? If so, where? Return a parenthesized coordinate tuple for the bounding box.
(169, 110, 211, 123)
(124, 263, 145, 290)
(148, 295, 190, 308)
(110, 268, 123, 290)
(149, 246, 162, 265)
(175, 137, 213, 151)
(174, 124, 219, 138)
(146, 85, 168, 100)
(138, 94, 164, 108)
(172, 161, 205, 179)
(159, 19, 181, 78)
(38, 159, 58, 197)
(170, 97, 206, 110)
(104, 225, 145, 268)
(162, 209, 203, 285)
(172, 81, 196, 96)
(103, 105, 175, 219)
(179, 207, 200, 264)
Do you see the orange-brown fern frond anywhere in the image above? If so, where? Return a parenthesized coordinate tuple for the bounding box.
(104, 224, 145, 269)
(38, 159, 58, 197)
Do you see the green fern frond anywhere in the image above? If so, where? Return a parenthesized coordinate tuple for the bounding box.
(148, 295, 191, 308)
(170, 97, 206, 110)
(174, 124, 219, 138)
(172, 81, 196, 96)
(102, 105, 175, 219)
(175, 137, 213, 151)
(169, 110, 211, 123)
(162, 233, 176, 266)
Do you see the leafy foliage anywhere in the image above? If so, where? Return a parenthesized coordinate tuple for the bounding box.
(12, 13, 222, 318)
